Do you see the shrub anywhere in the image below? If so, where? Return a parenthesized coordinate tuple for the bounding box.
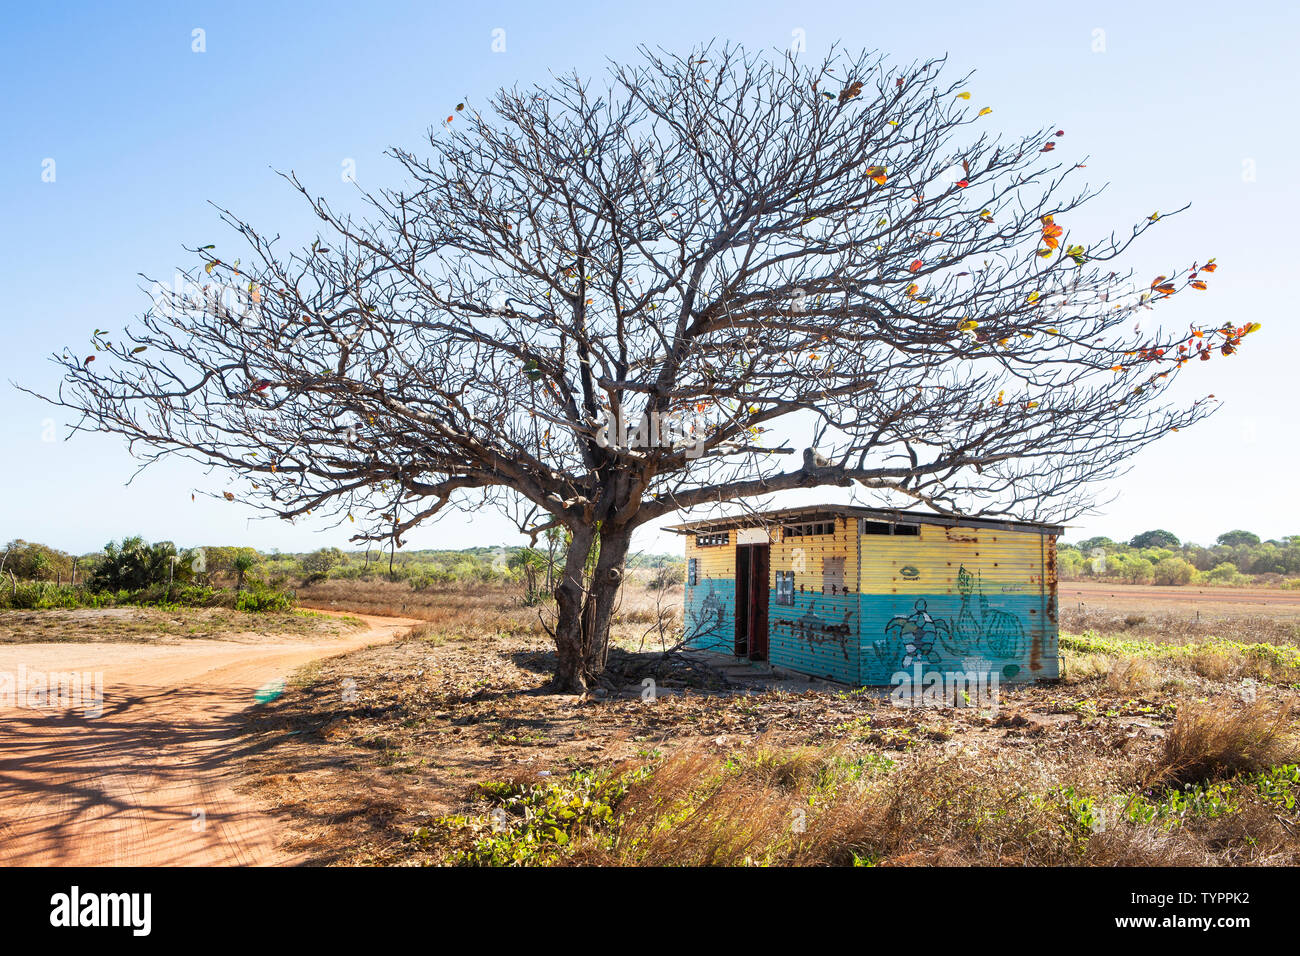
(0, 581, 224, 611)
(647, 562, 686, 590)
(410, 569, 454, 591)
(1152, 557, 1196, 586)
(235, 585, 296, 613)
(90, 537, 199, 591)
(301, 547, 344, 581)
(1205, 562, 1247, 586)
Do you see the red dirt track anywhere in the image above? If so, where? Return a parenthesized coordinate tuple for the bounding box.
(0, 612, 416, 866)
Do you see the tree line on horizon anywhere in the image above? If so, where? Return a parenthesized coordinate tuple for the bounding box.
(3, 529, 1295, 597)
(0, 537, 685, 609)
(1058, 530, 1300, 587)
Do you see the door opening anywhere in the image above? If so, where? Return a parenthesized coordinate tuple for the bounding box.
(734, 544, 770, 661)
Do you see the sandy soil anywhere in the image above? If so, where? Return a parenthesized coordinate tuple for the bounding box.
(0, 611, 417, 866)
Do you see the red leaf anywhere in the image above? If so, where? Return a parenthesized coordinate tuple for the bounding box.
(909, 260, 923, 273)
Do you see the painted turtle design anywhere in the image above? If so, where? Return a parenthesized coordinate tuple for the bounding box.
(885, 599, 949, 668)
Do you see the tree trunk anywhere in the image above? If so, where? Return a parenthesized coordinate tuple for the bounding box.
(550, 524, 632, 693)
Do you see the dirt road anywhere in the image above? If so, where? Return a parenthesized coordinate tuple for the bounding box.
(0, 611, 416, 866)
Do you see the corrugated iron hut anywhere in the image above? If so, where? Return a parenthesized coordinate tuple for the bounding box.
(670, 506, 1061, 685)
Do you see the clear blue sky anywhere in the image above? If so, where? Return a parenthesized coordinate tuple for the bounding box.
(2, 0, 1296, 556)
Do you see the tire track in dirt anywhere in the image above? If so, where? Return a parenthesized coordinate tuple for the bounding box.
(0, 611, 417, 866)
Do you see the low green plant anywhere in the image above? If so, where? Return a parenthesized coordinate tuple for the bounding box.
(439, 768, 646, 866)
(235, 585, 296, 613)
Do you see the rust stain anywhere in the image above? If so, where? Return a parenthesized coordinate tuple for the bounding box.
(1031, 536, 1058, 673)
(1045, 537, 1059, 625)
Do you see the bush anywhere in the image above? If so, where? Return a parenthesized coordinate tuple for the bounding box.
(410, 569, 454, 591)
(1152, 557, 1196, 586)
(301, 547, 344, 581)
(1205, 562, 1247, 586)
(91, 537, 197, 591)
(0, 581, 222, 611)
(647, 562, 686, 590)
(4, 581, 88, 610)
(235, 585, 296, 613)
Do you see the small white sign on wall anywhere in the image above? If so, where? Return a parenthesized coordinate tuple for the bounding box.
(737, 528, 771, 545)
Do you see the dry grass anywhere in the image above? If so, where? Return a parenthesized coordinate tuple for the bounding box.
(1189, 650, 1237, 681)
(1062, 650, 1115, 683)
(1151, 700, 1300, 787)
(0, 606, 361, 644)
(229, 580, 1300, 867)
(297, 578, 683, 651)
(565, 743, 1300, 866)
(1106, 657, 1158, 694)
(1061, 605, 1300, 647)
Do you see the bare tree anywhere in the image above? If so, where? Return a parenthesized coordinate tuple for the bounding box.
(29, 44, 1253, 691)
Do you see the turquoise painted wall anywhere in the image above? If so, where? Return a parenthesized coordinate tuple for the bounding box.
(684, 575, 735, 655)
(767, 589, 860, 683)
(858, 590, 1054, 685)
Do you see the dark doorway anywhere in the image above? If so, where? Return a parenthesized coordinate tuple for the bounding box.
(734, 544, 770, 660)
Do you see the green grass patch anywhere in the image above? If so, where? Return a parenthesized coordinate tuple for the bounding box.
(1062, 630, 1300, 678)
